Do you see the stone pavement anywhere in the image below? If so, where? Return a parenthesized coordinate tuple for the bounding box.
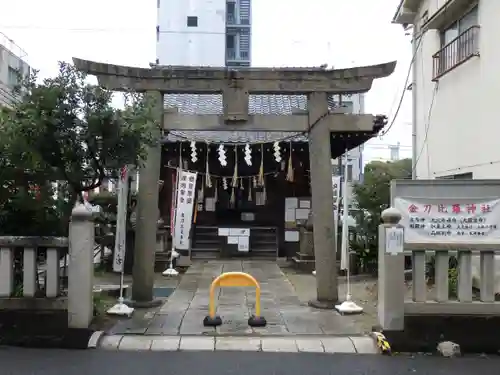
(99, 334, 379, 353)
(107, 260, 369, 336)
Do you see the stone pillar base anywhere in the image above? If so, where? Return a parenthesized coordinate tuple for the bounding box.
(308, 299, 337, 310)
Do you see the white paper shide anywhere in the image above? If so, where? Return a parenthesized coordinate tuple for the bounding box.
(395, 197, 500, 244)
(174, 170, 198, 250)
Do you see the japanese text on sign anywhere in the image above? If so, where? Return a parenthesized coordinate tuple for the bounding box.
(386, 227, 404, 255)
(394, 197, 500, 244)
(174, 170, 198, 250)
(113, 166, 129, 273)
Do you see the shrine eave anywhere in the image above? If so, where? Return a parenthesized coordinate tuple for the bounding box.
(162, 114, 386, 152)
(72, 58, 396, 95)
(163, 128, 379, 159)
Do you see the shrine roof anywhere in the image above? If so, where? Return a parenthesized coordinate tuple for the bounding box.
(164, 94, 333, 143)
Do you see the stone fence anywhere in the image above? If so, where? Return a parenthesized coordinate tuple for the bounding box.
(378, 207, 500, 331)
(0, 203, 95, 329)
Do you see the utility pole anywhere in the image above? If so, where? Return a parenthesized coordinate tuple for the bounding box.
(411, 25, 418, 179)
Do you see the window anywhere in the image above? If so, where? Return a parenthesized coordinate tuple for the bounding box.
(227, 2, 235, 23)
(187, 16, 198, 27)
(226, 34, 235, 49)
(441, 7, 477, 45)
(437, 172, 473, 179)
(347, 165, 353, 182)
(8, 66, 18, 87)
(433, 6, 479, 79)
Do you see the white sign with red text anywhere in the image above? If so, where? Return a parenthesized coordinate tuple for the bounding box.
(174, 170, 198, 250)
(394, 197, 500, 244)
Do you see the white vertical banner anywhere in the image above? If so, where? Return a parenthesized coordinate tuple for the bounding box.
(332, 175, 341, 211)
(339, 150, 350, 271)
(113, 166, 129, 273)
(174, 169, 198, 250)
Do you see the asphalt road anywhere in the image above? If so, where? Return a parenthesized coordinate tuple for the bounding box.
(1, 348, 499, 375)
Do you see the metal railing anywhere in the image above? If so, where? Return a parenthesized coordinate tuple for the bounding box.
(226, 14, 250, 26)
(432, 26, 480, 81)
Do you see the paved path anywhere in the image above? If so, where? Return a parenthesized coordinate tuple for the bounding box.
(108, 260, 365, 336)
(1, 348, 497, 375)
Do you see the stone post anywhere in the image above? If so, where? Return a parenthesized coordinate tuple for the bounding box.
(68, 203, 94, 329)
(132, 91, 163, 306)
(307, 92, 338, 308)
(378, 207, 405, 331)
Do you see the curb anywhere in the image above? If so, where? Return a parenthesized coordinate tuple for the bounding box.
(88, 331, 106, 349)
(98, 334, 382, 354)
(0, 328, 100, 349)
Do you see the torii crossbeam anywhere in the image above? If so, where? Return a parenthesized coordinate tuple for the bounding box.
(73, 58, 396, 309)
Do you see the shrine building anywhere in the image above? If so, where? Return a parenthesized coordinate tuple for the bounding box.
(158, 94, 386, 262)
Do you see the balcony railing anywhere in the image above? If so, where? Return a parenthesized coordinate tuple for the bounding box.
(432, 25, 480, 81)
(226, 49, 249, 61)
(226, 14, 250, 26)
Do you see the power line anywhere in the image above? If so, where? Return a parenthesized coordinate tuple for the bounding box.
(0, 25, 148, 32)
(380, 31, 424, 137)
(0, 25, 226, 35)
(431, 159, 500, 176)
(412, 82, 439, 176)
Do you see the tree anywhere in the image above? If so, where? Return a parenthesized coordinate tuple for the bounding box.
(350, 158, 412, 271)
(0, 62, 159, 236)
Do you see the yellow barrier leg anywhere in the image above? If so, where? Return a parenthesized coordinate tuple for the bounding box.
(247, 283, 267, 327)
(203, 277, 222, 327)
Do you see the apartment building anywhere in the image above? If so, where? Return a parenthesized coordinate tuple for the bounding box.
(331, 94, 366, 200)
(0, 33, 30, 107)
(156, 0, 251, 67)
(392, 0, 493, 179)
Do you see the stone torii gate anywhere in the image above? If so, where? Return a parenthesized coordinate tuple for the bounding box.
(73, 58, 396, 309)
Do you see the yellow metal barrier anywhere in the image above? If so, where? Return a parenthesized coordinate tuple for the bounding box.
(203, 272, 267, 327)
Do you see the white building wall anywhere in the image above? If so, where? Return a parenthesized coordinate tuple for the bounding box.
(412, 0, 500, 179)
(156, 0, 226, 66)
(0, 39, 29, 108)
(332, 93, 366, 199)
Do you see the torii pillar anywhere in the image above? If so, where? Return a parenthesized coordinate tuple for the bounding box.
(73, 58, 396, 307)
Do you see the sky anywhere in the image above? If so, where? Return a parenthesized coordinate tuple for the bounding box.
(0, 0, 412, 162)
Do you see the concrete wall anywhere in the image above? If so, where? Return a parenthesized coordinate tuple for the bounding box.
(156, 0, 227, 66)
(412, 0, 500, 179)
(0, 44, 29, 108)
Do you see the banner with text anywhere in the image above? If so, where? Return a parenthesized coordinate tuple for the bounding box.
(112, 166, 129, 273)
(174, 170, 198, 250)
(332, 175, 341, 211)
(394, 197, 500, 244)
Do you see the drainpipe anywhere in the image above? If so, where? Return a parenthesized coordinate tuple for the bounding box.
(411, 25, 418, 179)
